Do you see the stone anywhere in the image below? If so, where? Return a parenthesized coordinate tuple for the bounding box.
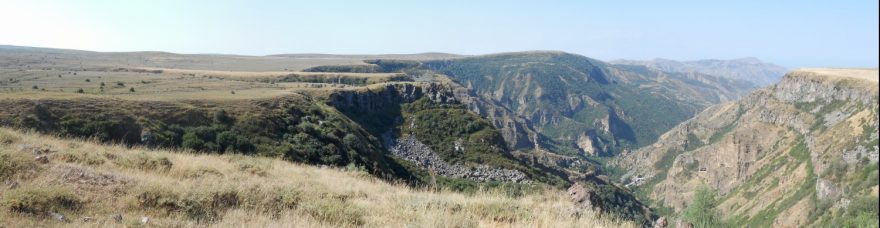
(384, 134, 528, 183)
(5, 180, 18, 189)
(676, 219, 693, 228)
(567, 182, 602, 214)
(140, 216, 150, 225)
(111, 213, 123, 223)
(654, 216, 667, 228)
(35, 155, 49, 164)
(49, 212, 68, 222)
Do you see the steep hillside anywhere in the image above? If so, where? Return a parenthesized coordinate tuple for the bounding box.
(614, 68, 879, 227)
(424, 52, 755, 158)
(0, 128, 634, 227)
(0, 46, 661, 223)
(612, 57, 787, 86)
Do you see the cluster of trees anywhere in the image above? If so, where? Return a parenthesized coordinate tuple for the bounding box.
(8, 99, 411, 179)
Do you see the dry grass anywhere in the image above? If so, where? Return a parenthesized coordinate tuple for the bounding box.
(794, 68, 879, 82)
(0, 67, 408, 101)
(0, 128, 631, 227)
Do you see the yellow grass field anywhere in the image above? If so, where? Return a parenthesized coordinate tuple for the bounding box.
(0, 128, 632, 227)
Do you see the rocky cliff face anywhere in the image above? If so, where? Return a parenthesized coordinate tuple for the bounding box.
(614, 68, 879, 227)
(385, 134, 528, 182)
(328, 82, 458, 113)
(325, 82, 551, 183)
(425, 52, 756, 160)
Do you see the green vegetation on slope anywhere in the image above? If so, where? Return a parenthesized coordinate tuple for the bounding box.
(0, 97, 414, 180)
(424, 52, 707, 156)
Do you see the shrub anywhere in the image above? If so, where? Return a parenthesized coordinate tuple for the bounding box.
(180, 188, 240, 222)
(57, 150, 106, 166)
(217, 131, 254, 153)
(0, 151, 38, 180)
(681, 186, 723, 227)
(234, 157, 271, 177)
(0, 130, 21, 144)
(468, 201, 525, 223)
(135, 185, 180, 211)
(182, 127, 219, 152)
(135, 185, 240, 222)
(2, 186, 82, 214)
(302, 196, 365, 226)
(114, 152, 173, 171)
(256, 187, 301, 217)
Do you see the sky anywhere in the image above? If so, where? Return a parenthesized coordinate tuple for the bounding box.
(0, 0, 877, 68)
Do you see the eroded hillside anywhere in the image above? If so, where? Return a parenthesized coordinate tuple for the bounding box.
(614, 68, 879, 227)
(424, 52, 755, 158)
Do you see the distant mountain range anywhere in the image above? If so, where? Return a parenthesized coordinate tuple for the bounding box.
(612, 57, 788, 86)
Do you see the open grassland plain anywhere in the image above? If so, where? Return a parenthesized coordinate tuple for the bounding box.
(0, 128, 632, 227)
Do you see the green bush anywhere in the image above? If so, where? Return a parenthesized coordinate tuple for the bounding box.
(216, 131, 255, 153)
(182, 127, 219, 152)
(681, 186, 724, 228)
(2, 186, 82, 214)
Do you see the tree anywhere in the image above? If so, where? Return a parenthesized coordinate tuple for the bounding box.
(681, 186, 723, 228)
(129, 87, 135, 92)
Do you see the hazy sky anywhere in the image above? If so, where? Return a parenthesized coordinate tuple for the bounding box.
(1, 0, 877, 68)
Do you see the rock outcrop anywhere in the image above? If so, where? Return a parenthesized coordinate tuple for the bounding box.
(385, 134, 528, 183)
(614, 68, 879, 226)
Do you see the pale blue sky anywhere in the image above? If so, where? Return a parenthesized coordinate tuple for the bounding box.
(1, 0, 877, 68)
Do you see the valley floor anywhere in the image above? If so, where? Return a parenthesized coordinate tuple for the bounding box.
(0, 128, 631, 227)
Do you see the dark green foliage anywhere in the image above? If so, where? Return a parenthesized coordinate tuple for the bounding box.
(401, 99, 511, 167)
(182, 126, 219, 151)
(57, 114, 140, 143)
(0, 98, 414, 181)
(216, 131, 254, 153)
